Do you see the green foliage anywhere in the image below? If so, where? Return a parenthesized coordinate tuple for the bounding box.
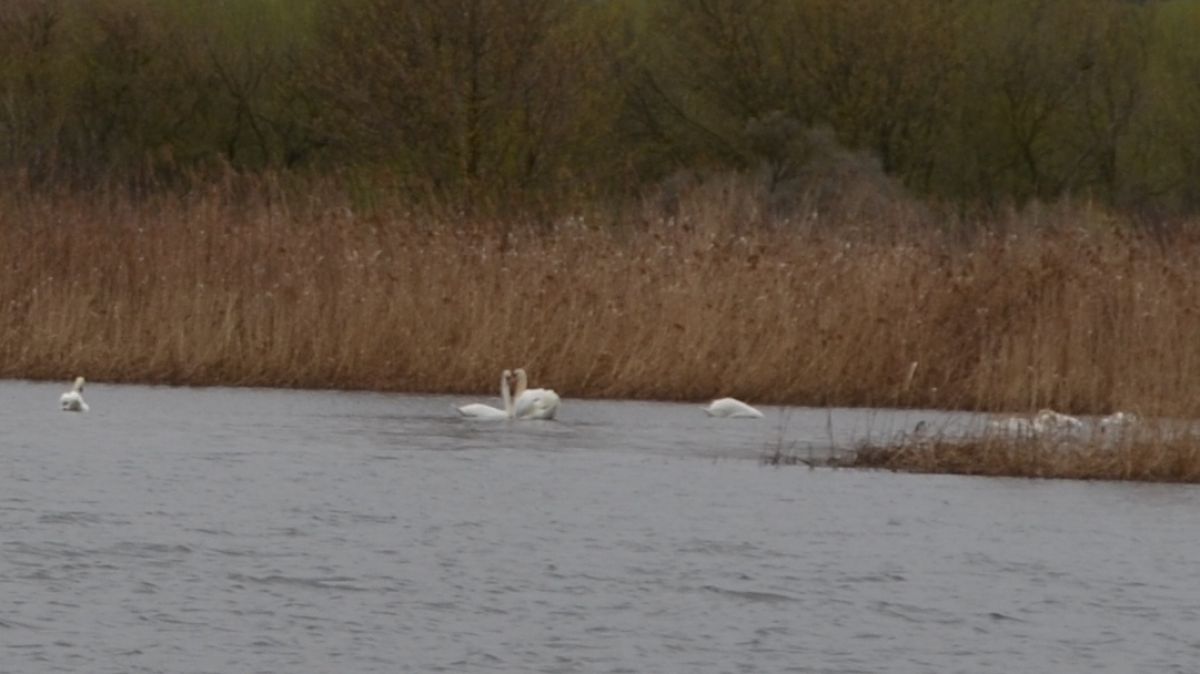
(2, 0, 1200, 214)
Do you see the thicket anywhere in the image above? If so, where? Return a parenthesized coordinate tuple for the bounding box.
(3, 0, 1200, 213)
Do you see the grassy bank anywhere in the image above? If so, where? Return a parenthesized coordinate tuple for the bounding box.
(3, 176, 1200, 417)
(845, 426, 1200, 483)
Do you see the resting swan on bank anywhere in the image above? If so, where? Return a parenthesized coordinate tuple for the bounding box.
(987, 408, 1082, 436)
(457, 370, 513, 419)
(512, 368, 561, 420)
(1099, 411, 1139, 432)
(703, 397, 764, 419)
(60, 376, 89, 412)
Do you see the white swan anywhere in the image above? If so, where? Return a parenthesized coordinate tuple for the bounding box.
(1034, 408, 1084, 434)
(512, 368, 561, 420)
(60, 376, 89, 412)
(457, 370, 514, 419)
(1099, 411, 1139, 433)
(703, 397, 764, 419)
(987, 408, 1082, 436)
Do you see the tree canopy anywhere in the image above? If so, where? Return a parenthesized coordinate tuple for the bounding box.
(1, 0, 1197, 213)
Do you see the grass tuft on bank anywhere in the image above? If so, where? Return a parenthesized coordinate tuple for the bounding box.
(843, 425, 1200, 483)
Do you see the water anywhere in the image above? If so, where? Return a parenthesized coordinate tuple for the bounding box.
(1, 380, 1198, 673)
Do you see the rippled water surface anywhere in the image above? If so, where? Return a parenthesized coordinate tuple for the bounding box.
(1, 380, 1198, 673)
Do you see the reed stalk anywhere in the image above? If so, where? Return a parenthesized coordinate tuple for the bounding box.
(3, 177, 1198, 420)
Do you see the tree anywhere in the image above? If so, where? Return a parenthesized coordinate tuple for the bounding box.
(309, 0, 625, 199)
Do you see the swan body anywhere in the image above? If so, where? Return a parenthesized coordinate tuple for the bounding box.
(457, 370, 513, 419)
(988, 408, 1082, 436)
(703, 397, 764, 419)
(1099, 411, 1139, 432)
(1034, 408, 1083, 434)
(512, 369, 561, 420)
(60, 376, 89, 412)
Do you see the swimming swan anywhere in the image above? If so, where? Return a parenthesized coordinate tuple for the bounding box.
(512, 368, 561, 420)
(60, 376, 89, 412)
(703, 397, 764, 419)
(457, 370, 514, 419)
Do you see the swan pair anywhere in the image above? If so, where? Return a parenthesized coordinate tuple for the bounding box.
(457, 368, 561, 420)
(60, 376, 89, 412)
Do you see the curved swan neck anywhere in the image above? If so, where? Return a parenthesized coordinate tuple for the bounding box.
(513, 369, 528, 400)
(501, 370, 513, 418)
(73, 376, 85, 392)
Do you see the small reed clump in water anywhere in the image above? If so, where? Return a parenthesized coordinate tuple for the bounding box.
(847, 426, 1200, 483)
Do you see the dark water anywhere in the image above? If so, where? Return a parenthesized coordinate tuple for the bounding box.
(1, 381, 1198, 673)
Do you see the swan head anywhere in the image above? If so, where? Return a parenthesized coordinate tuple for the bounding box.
(72, 376, 85, 392)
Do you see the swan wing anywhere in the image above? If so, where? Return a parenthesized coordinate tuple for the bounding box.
(514, 389, 560, 420)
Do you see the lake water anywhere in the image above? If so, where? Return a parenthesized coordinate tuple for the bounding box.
(0, 380, 1197, 673)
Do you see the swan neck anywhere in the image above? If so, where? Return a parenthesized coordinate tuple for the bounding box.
(502, 374, 513, 418)
(514, 369, 528, 399)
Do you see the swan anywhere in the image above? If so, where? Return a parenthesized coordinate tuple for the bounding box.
(1034, 408, 1084, 434)
(987, 408, 1082, 436)
(1099, 411, 1139, 433)
(703, 397, 764, 419)
(60, 376, 89, 412)
(512, 368, 561, 420)
(457, 370, 514, 419)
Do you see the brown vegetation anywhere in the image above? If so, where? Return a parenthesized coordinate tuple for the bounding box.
(3, 175, 1200, 418)
(847, 426, 1200, 483)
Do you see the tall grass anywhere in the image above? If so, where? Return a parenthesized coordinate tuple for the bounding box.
(3, 175, 1200, 417)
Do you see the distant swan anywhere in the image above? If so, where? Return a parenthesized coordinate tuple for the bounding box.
(457, 370, 514, 419)
(1034, 408, 1084, 434)
(512, 368, 560, 420)
(60, 376, 89, 412)
(988, 408, 1082, 436)
(703, 397, 764, 419)
(1099, 411, 1139, 433)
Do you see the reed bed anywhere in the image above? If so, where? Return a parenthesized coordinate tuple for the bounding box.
(846, 426, 1200, 483)
(3, 176, 1200, 419)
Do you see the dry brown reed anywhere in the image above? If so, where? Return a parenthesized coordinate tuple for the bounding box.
(3, 175, 1200, 418)
(848, 425, 1200, 483)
